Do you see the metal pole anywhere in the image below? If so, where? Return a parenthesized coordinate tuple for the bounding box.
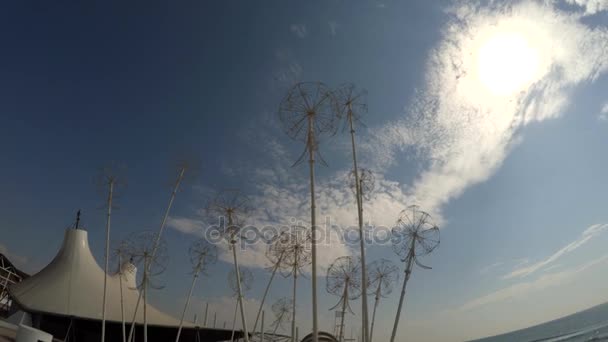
(261, 310, 265, 342)
(101, 180, 114, 342)
(127, 281, 142, 342)
(119, 255, 127, 342)
(204, 303, 209, 327)
(175, 256, 204, 342)
(348, 109, 369, 342)
(389, 243, 415, 342)
(291, 263, 297, 342)
(129, 168, 186, 341)
(143, 267, 148, 342)
(253, 253, 283, 333)
(339, 285, 348, 342)
(229, 213, 250, 342)
(213, 313, 217, 328)
(307, 115, 319, 342)
(296, 326, 299, 342)
(230, 298, 239, 342)
(369, 278, 382, 342)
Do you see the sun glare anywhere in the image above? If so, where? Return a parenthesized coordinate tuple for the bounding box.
(477, 32, 540, 96)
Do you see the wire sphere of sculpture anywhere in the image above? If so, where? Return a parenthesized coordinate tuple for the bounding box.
(206, 189, 252, 241)
(123, 231, 169, 289)
(272, 297, 293, 316)
(348, 168, 375, 201)
(268, 227, 313, 277)
(266, 231, 289, 267)
(391, 205, 440, 260)
(188, 239, 218, 273)
(332, 83, 368, 124)
(95, 162, 127, 200)
(228, 268, 254, 295)
(326, 256, 362, 300)
(110, 239, 131, 273)
(367, 259, 399, 297)
(270, 297, 293, 331)
(278, 82, 337, 143)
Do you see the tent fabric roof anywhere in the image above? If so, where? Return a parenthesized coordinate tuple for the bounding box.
(9, 229, 192, 328)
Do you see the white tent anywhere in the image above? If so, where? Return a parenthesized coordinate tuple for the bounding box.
(9, 228, 190, 328)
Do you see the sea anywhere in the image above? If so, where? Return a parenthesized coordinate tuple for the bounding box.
(471, 303, 608, 342)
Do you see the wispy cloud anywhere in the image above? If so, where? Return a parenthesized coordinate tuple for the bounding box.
(563, 0, 608, 15)
(599, 102, 608, 121)
(460, 253, 608, 311)
(272, 49, 302, 88)
(167, 217, 205, 236)
(290, 24, 308, 39)
(503, 223, 608, 279)
(361, 0, 608, 220)
(328, 21, 339, 36)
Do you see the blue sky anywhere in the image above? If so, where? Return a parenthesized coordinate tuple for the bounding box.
(1, 1, 608, 341)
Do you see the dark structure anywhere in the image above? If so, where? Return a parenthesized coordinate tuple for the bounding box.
(0, 253, 28, 317)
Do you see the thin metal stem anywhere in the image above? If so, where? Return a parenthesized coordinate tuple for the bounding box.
(119, 256, 126, 342)
(307, 114, 319, 342)
(253, 253, 283, 333)
(291, 263, 297, 342)
(348, 106, 370, 342)
(101, 180, 114, 342)
(175, 257, 204, 342)
(230, 298, 239, 342)
(127, 282, 142, 342)
(143, 267, 148, 342)
(339, 284, 348, 342)
(261, 310, 265, 342)
(369, 278, 382, 342)
(229, 213, 250, 342)
(128, 167, 186, 342)
(390, 241, 416, 342)
(204, 303, 209, 327)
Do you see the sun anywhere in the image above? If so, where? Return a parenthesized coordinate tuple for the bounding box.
(476, 31, 540, 96)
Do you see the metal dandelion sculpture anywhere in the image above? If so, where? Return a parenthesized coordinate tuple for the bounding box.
(124, 231, 169, 342)
(228, 268, 254, 342)
(252, 231, 288, 336)
(270, 297, 294, 334)
(175, 239, 218, 342)
(326, 256, 362, 342)
(334, 83, 372, 342)
(277, 227, 312, 342)
(207, 189, 253, 342)
(279, 82, 337, 342)
(389, 205, 440, 342)
(366, 259, 399, 342)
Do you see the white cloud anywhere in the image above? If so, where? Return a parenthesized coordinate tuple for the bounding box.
(362, 0, 608, 220)
(272, 49, 302, 88)
(599, 102, 608, 121)
(563, 0, 608, 14)
(460, 253, 608, 311)
(328, 21, 338, 36)
(167, 217, 205, 236)
(290, 24, 308, 39)
(503, 223, 608, 279)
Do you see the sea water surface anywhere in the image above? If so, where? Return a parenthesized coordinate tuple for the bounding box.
(471, 303, 608, 342)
